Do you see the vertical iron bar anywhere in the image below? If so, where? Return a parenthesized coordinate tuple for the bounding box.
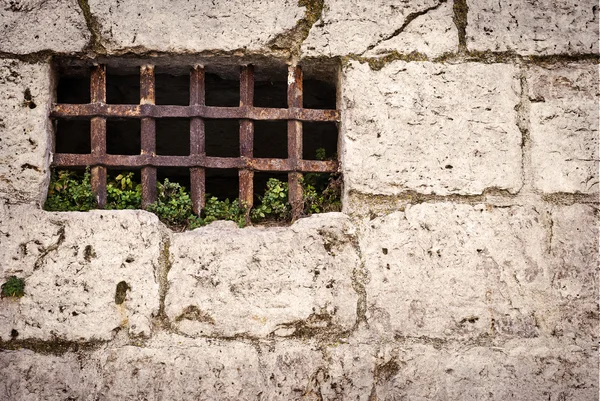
(239, 65, 254, 222)
(90, 64, 107, 208)
(140, 65, 157, 208)
(287, 65, 303, 221)
(190, 65, 206, 215)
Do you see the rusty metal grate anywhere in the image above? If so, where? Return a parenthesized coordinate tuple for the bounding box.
(51, 64, 340, 220)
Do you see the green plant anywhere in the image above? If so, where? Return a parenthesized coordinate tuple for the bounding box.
(45, 157, 341, 229)
(302, 173, 342, 214)
(189, 196, 247, 229)
(251, 178, 291, 222)
(147, 179, 194, 227)
(45, 169, 96, 211)
(1, 276, 25, 298)
(107, 172, 142, 210)
(301, 148, 342, 214)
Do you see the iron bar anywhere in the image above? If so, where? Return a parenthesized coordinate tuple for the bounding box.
(140, 65, 157, 208)
(287, 65, 303, 221)
(90, 64, 107, 208)
(52, 154, 337, 172)
(190, 65, 206, 214)
(239, 65, 255, 222)
(51, 104, 339, 122)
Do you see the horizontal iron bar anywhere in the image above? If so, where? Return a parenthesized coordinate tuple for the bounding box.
(52, 154, 338, 173)
(51, 104, 340, 122)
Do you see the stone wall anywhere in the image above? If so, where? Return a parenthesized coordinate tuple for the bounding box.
(0, 0, 598, 399)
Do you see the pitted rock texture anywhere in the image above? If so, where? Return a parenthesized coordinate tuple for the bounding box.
(0, 0, 89, 54)
(1, 332, 596, 400)
(527, 64, 599, 194)
(0, 349, 98, 401)
(87, 0, 304, 54)
(545, 204, 599, 348)
(0, 60, 51, 204)
(165, 214, 360, 338)
(329, 334, 597, 401)
(0, 204, 163, 341)
(342, 61, 522, 197)
(466, 0, 599, 55)
(360, 204, 547, 340)
(302, 0, 456, 58)
(359, 203, 598, 348)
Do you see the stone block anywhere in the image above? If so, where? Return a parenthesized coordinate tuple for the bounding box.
(528, 64, 599, 194)
(0, 349, 98, 401)
(0, 204, 164, 341)
(442, 339, 597, 400)
(466, 0, 599, 55)
(0, 60, 51, 204)
(342, 61, 522, 196)
(302, 0, 456, 58)
(0, 0, 89, 54)
(165, 214, 360, 338)
(360, 203, 551, 340)
(258, 339, 327, 400)
(95, 335, 263, 400)
(88, 0, 304, 54)
(543, 204, 599, 348)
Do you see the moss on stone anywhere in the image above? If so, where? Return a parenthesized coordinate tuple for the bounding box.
(268, 0, 324, 57)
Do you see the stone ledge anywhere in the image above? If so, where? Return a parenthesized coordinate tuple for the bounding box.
(165, 213, 361, 338)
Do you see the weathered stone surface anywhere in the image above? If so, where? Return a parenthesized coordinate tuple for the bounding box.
(2, 333, 595, 401)
(258, 339, 327, 400)
(466, 0, 599, 55)
(342, 61, 522, 197)
(0, 204, 164, 341)
(0, 349, 98, 401)
(528, 64, 599, 194)
(95, 335, 263, 400)
(544, 204, 599, 349)
(0, 60, 51, 204)
(302, 0, 456, 58)
(88, 0, 304, 54)
(165, 214, 360, 338)
(0, 0, 89, 54)
(360, 203, 553, 340)
(442, 339, 597, 400)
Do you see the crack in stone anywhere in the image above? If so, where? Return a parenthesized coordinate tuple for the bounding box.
(33, 224, 65, 271)
(153, 231, 172, 329)
(0, 337, 105, 356)
(515, 65, 533, 194)
(452, 0, 468, 52)
(76, 0, 107, 54)
(363, 0, 448, 55)
(268, 0, 325, 59)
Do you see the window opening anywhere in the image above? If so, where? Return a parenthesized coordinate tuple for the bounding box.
(51, 62, 340, 222)
(205, 119, 240, 157)
(55, 119, 90, 154)
(253, 120, 288, 159)
(156, 118, 190, 156)
(205, 72, 240, 107)
(155, 70, 189, 106)
(106, 119, 141, 155)
(303, 79, 336, 110)
(303, 122, 338, 161)
(206, 168, 239, 202)
(106, 67, 139, 104)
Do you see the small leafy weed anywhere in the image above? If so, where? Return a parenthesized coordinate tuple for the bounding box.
(1, 276, 25, 298)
